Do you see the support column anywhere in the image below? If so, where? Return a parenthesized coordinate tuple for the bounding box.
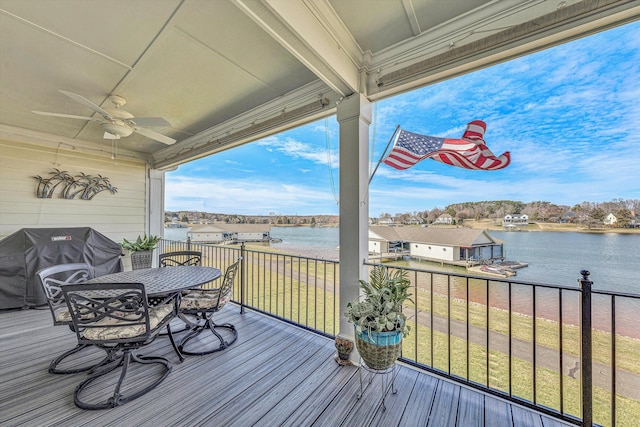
(149, 169, 165, 267)
(336, 94, 371, 361)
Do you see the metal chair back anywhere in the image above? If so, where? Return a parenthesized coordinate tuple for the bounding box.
(216, 257, 241, 310)
(36, 263, 94, 326)
(159, 250, 202, 267)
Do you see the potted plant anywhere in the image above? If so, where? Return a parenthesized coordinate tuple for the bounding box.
(345, 265, 413, 370)
(334, 336, 354, 366)
(121, 234, 160, 270)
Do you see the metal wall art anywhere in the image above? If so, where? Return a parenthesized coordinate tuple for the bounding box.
(34, 168, 118, 200)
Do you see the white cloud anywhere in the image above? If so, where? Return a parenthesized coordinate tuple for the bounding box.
(256, 136, 338, 167)
(166, 175, 338, 215)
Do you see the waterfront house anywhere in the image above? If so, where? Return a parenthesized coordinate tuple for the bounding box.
(404, 215, 424, 225)
(376, 214, 395, 225)
(1, 2, 636, 425)
(604, 213, 618, 226)
(369, 226, 503, 265)
(503, 213, 529, 226)
(433, 213, 454, 225)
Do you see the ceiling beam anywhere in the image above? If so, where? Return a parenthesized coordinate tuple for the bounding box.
(401, 0, 421, 36)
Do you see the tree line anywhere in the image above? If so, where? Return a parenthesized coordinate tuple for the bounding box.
(381, 198, 640, 227)
(167, 198, 638, 227)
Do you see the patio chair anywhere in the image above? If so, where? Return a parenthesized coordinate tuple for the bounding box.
(178, 257, 241, 355)
(158, 250, 202, 267)
(158, 250, 203, 334)
(36, 263, 105, 374)
(61, 282, 177, 409)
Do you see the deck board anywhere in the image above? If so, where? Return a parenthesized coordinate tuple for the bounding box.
(457, 386, 485, 427)
(0, 307, 575, 427)
(427, 379, 461, 427)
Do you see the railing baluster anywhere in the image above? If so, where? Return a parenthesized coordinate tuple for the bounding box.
(240, 243, 245, 313)
(466, 276, 470, 381)
(533, 284, 537, 405)
(611, 295, 616, 427)
(447, 274, 451, 375)
(579, 270, 593, 427)
(486, 278, 490, 389)
(430, 272, 434, 367)
(509, 281, 513, 397)
(559, 288, 564, 415)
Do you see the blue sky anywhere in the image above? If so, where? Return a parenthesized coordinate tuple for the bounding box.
(166, 21, 640, 217)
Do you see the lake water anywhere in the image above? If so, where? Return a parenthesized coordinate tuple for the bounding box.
(164, 226, 640, 294)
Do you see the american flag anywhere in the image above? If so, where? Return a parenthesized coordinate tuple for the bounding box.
(382, 121, 510, 171)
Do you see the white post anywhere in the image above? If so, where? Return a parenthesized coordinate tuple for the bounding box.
(336, 94, 371, 362)
(148, 169, 165, 268)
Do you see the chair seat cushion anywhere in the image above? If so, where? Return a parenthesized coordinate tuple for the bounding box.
(82, 304, 174, 341)
(55, 307, 97, 323)
(180, 289, 229, 310)
(54, 308, 72, 323)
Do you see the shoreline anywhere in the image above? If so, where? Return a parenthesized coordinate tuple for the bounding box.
(464, 220, 640, 234)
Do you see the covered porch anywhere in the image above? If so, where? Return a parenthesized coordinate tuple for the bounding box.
(1, 2, 639, 426)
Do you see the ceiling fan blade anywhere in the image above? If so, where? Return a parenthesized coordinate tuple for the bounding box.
(131, 117, 171, 127)
(103, 131, 120, 140)
(133, 127, 176, 145)
(32, 111, 102, 122)
(59, 90, 113, 120)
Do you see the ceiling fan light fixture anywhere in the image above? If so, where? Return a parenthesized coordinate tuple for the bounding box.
(101, 121, 133, 137)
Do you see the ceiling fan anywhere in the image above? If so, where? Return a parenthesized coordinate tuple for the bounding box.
(33, 90, 176, 145)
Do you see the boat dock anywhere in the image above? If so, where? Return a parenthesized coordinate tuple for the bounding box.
(467, 260, 529, 278)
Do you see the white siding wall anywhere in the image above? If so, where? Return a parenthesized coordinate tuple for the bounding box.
(190, 232, 225, 242)
(0, 139, 148, 244)
(368, 240, 389, 254)
(410, 243, 457, 261)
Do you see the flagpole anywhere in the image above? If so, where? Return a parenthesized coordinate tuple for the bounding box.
(369, 125, 400, 184)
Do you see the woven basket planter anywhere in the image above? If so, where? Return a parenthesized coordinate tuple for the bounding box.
(130, 250, 153, 270)
(355, 328, 402, 370)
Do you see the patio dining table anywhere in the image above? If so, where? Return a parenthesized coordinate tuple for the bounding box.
(83, 265, 222, 361)
(83, 265, 222, 297)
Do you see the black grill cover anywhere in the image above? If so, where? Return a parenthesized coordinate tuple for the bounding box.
(0, 227, 123, 309)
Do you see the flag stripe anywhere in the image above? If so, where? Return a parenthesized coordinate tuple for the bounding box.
(382, 122, 510, 171)
(462, 120, 486, 141)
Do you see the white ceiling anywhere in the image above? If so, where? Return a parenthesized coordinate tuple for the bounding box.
(1, 0, 638, 168)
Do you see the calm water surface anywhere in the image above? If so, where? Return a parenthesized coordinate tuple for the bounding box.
(166, 226, 640, 293)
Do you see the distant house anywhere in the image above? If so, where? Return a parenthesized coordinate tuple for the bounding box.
(369, 226, 503, 265)
(629, 212, 640, 228)
(503, 214, 528, 226)
(560, 212, 576, 223)
(404, 215, 424, 225)
(189, 224, 271, 243)
(433, 214, 454, 225)
(378, 215, 394, 225)
(603, 213, 617, 226)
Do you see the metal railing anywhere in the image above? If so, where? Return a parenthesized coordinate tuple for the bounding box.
(366, 262, 640, 427)
(158, 239, 339, 337)
(158, 239, 639, 427)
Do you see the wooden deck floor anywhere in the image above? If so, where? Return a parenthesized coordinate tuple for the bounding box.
(0, 306, 573, 427)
